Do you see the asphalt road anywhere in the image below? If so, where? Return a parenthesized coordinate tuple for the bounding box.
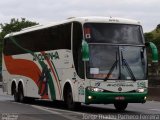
(0, 88, 160, 120)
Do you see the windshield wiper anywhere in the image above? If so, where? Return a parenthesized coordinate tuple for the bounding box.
(121, 51, 136, 81)
(104, 52, 118, 81)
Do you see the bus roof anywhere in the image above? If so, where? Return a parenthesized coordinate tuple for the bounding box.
(5, 16, 141, 38)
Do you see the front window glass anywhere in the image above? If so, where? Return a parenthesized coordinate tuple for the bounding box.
(87, 45, 119, 79)
(120, 46, 146, 80)
(84, 23, 146, 80)
(84, 23, 143, 44)
(86, 44, 147, 80)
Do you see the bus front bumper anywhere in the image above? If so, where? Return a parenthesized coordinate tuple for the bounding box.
(85, 89, 147, 104)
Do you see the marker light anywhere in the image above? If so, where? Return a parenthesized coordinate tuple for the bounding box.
(136, 88, 145, 93)
(87, 87, 104, 92)
(88, 96, 92, 99)
(144, 96, 147, 100)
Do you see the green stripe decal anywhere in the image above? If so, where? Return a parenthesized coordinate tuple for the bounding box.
(39, 61, 56, 100)
(51, 61, 60, 80)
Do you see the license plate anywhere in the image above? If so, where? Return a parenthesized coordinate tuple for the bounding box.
(115, 96, 125, 100)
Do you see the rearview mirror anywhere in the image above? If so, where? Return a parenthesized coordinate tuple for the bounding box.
(145, 42, 158, 63)
(82, 40, 89, 61)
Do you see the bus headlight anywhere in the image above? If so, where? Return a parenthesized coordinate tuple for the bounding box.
(136, 88, 145, 93)
(87, 87, 104, 92)
(144, 96, 147, 100)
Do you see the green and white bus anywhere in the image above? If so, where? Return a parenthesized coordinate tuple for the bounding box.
(2, 17, 158, 111)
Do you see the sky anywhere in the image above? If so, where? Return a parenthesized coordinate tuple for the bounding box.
(0, 0, 160, 32)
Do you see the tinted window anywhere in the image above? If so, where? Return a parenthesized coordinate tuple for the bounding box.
(72, 22, 84, 79)
(87, 44, 147, 80)
(84, 23, 144, 44)
(4, 23, 71, 55)
(3, 38, 23, 55)
(87, 45, 119, 79)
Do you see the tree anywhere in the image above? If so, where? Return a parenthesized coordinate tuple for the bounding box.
(0, 18, 38, 65)
(0, 18, 38, 40)
(156, 24, 160, 30)
(144, 33, 154, 42)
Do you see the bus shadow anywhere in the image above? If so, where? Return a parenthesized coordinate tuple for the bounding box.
(13, 99, 142, 114)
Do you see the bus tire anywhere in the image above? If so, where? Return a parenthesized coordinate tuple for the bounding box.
(114, 102, 128, 111)
(18, 84, 25, 103)
(66, 87, 75, 110)
(13, 91, 19, 102)
(65, 87, 81, 110)
(12, 83, 19, 102)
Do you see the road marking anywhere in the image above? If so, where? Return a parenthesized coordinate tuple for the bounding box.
(31, 105, 82, 120)
(149, 109, 160, 112)
(11, 102, 82, 120)
(31, 104, 84, 115)
(31, 105, 62, 115)
(13, 101, 85, 115)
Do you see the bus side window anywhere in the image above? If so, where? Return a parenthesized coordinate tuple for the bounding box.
(4, 37, 24, 55)
(49, 24, 71, 50)
(58, 24, 71, 50)
(50, 26, 59, 50)
(35, 29, 50, 52)
(73, 22, 84, 79)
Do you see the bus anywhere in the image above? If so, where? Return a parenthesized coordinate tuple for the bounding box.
(2, 17, 158, 111)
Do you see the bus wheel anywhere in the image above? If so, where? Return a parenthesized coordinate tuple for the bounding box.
(65, 87, 81, 110)
(18, 85, 25, 103)
(114, 102, 128, 111)
(66, 88, 75, 110)
(13, 90, 19, 102)
(12, 85, 19, 102)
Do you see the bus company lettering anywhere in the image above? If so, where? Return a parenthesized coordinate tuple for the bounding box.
(107, 83, 134, 87)
(33, 51, 59, 61)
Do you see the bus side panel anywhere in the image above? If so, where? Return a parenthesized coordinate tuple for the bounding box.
(2, 55, 11, 94)
(25, 77, 41, 98)
(61, 68, 79, 102)
(3, 54, 42, 99)
(48, 50, 73, 101)
(3, 50, 83, 102)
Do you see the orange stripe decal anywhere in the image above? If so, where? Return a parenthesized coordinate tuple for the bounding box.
(4, 55, 41, 84)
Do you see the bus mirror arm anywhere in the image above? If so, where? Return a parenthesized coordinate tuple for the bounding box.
(145, 42, 158, 63)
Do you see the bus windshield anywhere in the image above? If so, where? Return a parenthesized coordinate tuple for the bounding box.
(84, 23, 144, 44)
(84, 23, 147, 80)
(87, 44, 147, 80)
